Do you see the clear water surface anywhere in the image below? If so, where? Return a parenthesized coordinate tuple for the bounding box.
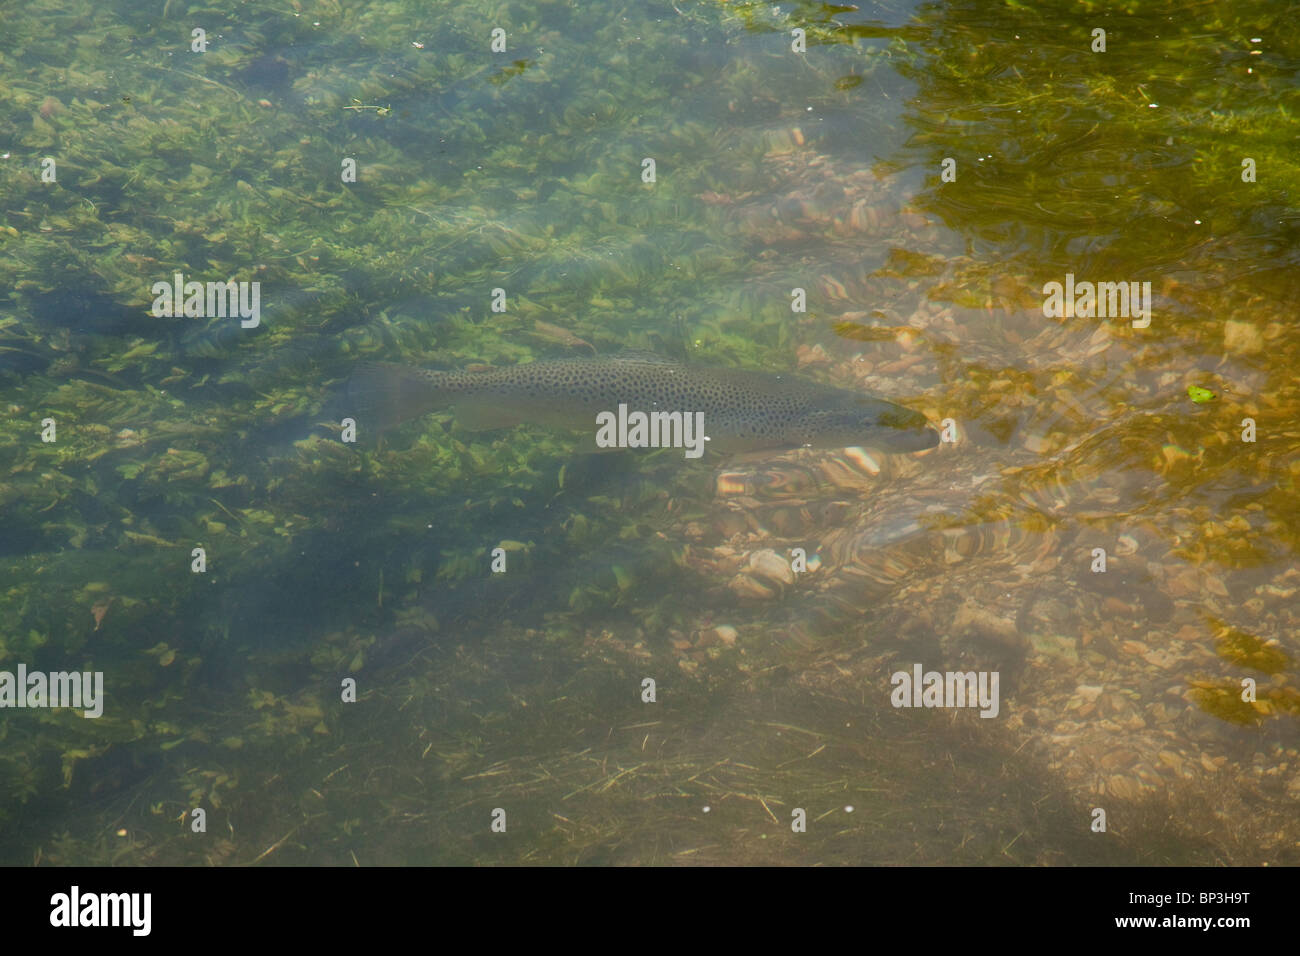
(1, 0, 1297, 865)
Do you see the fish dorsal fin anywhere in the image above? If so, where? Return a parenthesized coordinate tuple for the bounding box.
(611, 348, 676, 364)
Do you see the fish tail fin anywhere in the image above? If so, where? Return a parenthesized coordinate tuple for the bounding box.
(348, 362, 447, 432)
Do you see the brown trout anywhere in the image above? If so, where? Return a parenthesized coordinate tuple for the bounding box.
(349, 352, 938, 455)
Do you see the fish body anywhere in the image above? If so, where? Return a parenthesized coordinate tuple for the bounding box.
(349, 353, 938, 454)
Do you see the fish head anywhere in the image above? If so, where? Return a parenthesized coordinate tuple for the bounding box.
(797, 394, 939, 452)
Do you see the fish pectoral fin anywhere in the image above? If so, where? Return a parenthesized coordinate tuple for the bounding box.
(451, 402, 525, 431)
